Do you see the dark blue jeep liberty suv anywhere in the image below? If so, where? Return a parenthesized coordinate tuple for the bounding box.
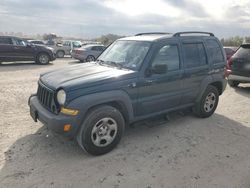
(29, 31, 227, 155)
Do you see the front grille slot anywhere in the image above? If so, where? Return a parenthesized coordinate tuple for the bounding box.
(37, 81, 57, 113)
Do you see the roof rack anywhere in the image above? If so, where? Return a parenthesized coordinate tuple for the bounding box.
(135, 32, 172, 36)
(173, 31, 214, 37)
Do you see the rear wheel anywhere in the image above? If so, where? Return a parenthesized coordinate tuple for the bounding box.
(228, 80, 239, 87)
(36, 53, 50, 65)
(56, 50, 65, 58)
(86, 55, 95, 62)
(193, 85, 219, 118)
(77, 105, 125, 155)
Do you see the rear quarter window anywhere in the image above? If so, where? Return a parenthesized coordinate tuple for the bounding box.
(206, 39, 224, 64)
(182, 43, 207, 68)
(0, 37, 12, 45)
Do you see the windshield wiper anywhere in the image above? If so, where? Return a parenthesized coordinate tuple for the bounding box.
(97, 60, 131, 70)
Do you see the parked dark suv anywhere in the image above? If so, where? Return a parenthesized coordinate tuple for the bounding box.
(29, 31, 227, 155)
(226, 44, 250, 87)
(0, 36, 56, 64)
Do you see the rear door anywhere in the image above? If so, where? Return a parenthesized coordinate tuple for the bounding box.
(231, 44, 250, 77)
(181, 39, 209, 104)
(0, 37, 16, 61)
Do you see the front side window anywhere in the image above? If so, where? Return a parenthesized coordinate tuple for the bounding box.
(12, 38, 26, 46)
(151, 44, 180, 71)
(72, 41, 81, 48)
(98, 40, 151, 70)
(183, 43, 207, 68)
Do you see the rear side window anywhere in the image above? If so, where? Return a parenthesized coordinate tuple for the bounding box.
(0, 37, 12, 45)
(206, 40, 224, 63)
(183, 43, 207, 68)
(234, 45, 250, 60)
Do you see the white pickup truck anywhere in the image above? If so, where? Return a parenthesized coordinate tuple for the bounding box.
(48, 40, 82, 58)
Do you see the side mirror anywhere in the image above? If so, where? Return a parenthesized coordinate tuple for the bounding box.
(151, 64, 167, 74)
(26, 43, 32, 48)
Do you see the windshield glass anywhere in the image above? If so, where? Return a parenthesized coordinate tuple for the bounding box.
(97, 40, 151, 70)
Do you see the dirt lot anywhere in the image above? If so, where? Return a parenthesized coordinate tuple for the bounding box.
(0, 59, 250, 188)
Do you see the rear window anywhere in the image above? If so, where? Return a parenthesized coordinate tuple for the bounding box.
(234, 45, 250, 60)
(224, 48, 234, 55)
(183, 43, 207, 68)
(206, 39, 224, 64)
(0, 37, 12, 45)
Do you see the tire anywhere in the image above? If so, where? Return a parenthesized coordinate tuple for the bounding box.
(193, 85, 219, 118)
(86, 55, 95, 62)
(228, 80, 239, 87)
(77, 105, 125, 155)
(36, 53, 50, 65)
(56, 50, 65, 58)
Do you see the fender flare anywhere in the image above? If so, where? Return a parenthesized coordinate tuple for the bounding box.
(67, 90, 134, 123)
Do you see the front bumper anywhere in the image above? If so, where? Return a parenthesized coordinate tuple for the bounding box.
(228, 74, 250, 83)
(28, 95, 79, 138)
(51, 53, 56, 61)
(71, 53, 86, 61)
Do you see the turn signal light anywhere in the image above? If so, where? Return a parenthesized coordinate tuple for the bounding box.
(64, 124, 72, 132)
(61, 107, 79, 116)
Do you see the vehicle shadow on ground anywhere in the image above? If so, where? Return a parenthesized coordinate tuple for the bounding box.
(68, 60, 84, 65)
(0, 62, 53, 71)
(234, 85, 250, 98)
(1, 113, 250, 187)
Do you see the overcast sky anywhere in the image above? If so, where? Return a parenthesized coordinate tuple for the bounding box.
(0, 0, 250, 38)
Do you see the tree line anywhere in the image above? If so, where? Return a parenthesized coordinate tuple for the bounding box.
(220, 36, 250, 47)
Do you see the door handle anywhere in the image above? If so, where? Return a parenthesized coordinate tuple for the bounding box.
(144, 80, 153, 85)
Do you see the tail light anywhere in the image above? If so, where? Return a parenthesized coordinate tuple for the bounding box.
(227, 57, 233, 69)
(224, 57, 233, 78)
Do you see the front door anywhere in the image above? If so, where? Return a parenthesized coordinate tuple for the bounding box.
(11, 38, 34, 61)
(137, 41, 183, 116)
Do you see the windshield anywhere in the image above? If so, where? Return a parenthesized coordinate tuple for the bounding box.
(97, 40, 151, 70)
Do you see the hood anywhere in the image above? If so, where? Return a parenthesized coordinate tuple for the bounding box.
(40, 63, 137, 91)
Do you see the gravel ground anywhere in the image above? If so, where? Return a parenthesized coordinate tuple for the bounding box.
(0, 59, 250, 188)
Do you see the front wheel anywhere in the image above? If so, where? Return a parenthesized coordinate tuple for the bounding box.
(36, 53, 50, 65)
(193, 85, 219, 118)
(56, 50, 65, 58)
(86, 55, 95, 62)
(77, 105, 125, 155)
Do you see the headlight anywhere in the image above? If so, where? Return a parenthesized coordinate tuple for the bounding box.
(46, 47, 54, 52)
(57, 89, 66, 105)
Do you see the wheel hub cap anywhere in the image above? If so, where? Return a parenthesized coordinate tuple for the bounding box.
(204, 92, 216, 112)
(91, 117, 118, 147)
